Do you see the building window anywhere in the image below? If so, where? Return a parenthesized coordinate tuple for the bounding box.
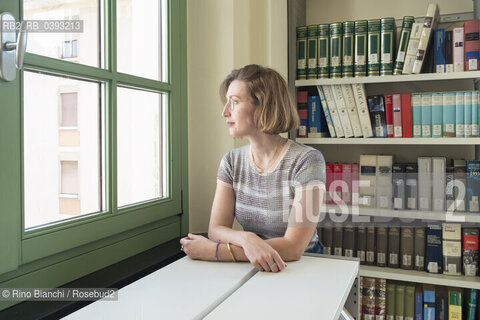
(60, 92, 78, 127)
(62, 40, 78, 59)
(61, 161, 78, 196)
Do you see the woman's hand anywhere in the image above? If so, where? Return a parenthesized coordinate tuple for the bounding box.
(242, 232, 287, 272)
(180, 233, 216, 260)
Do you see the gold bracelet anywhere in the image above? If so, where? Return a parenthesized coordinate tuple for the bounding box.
(226, 242, 237, 262)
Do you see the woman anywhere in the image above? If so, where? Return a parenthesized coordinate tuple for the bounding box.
(180, 64, 326, 273)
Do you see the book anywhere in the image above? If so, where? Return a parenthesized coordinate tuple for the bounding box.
(395, 284, 406, 320)
(352, 164, 360, 206)
(386, 282, 396, 320)
(467, 160, 480, 212)
(296, 26, 308, 80)
(418, 157, 432, 211)
(354, 20, 368, 77)
(466, 289, 478, 320)
(434, 28, 446, 73)
(376, 155, 393, 209)
(444, 30, 454, 72)
(308, 95, 327, 138)
(316, 86, 336, 137)
(392, 94, 402, 138)
(473, 90, 479, 137)
(446, 166, 455, 212)
(359, 155, 377, 208)
(351, 84, 374, 137)
(341, 84, 363, 137)
(321, 85, 345, 137)
(333, 225, 343, 256)
(297, 90, 308, 138)
(376, 226, 388, 267)
(463, 228, 479, 276)
(442, 92, 456, 137)
(318, 24, 330, 78)
(393, 16, 414, 75)
(414, 228, 426, 272)
(401, 93, 412, 138)
(405, 163, 418, 210)
(432, 157, 446, 211)
(367, 95, 387, 137)
(426, 224, 443, 274)
(423, 284, 435, 320)
(322, 222, 333, 255)
(464, 19, 480, 71)
(361, 277, 376, 319)
(332, 84, 354, 137)
(442, 223, 462, 276)
(342, 21, 354, 78)
(385, 95, 394, 138)
(392, 164, 406, 210)
(435, 286, 448, 320)
(366, 226, 376, 265)
(357, 226, 367, 264)
(380, 17, 395, 76)
(421, 93, 432, 138)
(375, 278, 387, 320)
(453, 27, 465, 72)
(411, 93, 422, 137)
(401, 226, 414, 270)
(404, 285, 415, 320)
(465, 91, 473, 137)
(403, 22, 424, 74)
(388, 227, 400, 268)
(453, 159, 467, 212)
(343, 224, 355, 257)
(367, 19, 381, 77)
(447, 288, 462, 320)
(329, 22, 343, 78)
(342, 163, 352, 206)
(333, 163, 343, 205)
(306, 25, 318, 79)
(414, 284, 423, 320)
(431, 93, 443, 138)
(326, 163, 334, 205)
(412, 4, 439, 74)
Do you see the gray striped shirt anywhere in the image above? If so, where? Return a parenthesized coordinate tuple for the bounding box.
(217, 140, 326, 250)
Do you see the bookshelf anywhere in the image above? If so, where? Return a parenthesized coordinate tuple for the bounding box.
(287, 0, 480, 303)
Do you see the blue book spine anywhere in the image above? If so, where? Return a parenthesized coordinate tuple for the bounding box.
(308, 96, 323, 137)
(412, 93, 422, 137)
(467, 160, 480, 213)
(431, 93, 443, 137)
(421, 93, 432, 137)
(473, 91, 479, 137)
(456, 92, 465, 137)
(424, 290, 436, 320)
(465, 91, 473, 137)
(442, 92, 456, 137)
(317, 86, 337, 137)
(415, 290, 424, 320)
(426, 224, 443, 273)
(434, 29, 446, 73)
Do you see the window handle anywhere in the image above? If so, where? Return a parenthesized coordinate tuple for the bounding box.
(0, 12, 28, 82)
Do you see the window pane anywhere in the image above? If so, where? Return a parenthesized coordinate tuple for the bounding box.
(61, 92, 78, 127)
(24, 71, 103, 229)
(24, 0, 101, 67)
(117, 87, 165, 207)
(117, 0, 167, 81)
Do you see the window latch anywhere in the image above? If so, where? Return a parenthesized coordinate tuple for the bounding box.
(0, 12, 28, 82)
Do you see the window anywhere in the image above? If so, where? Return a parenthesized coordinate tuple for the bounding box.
(61, 161, 79, 195)
(62, 40, 78, 59)
(60, 92, 78, 127)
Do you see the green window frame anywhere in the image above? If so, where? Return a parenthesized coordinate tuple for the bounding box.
(0, 0, 187, 311)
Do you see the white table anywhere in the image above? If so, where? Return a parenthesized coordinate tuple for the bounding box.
(62, 255, 358, 320)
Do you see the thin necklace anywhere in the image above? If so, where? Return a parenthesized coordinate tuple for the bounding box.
(251, 138, 285, 174)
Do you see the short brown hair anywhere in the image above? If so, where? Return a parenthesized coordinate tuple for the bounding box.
(219, 64, 299, 134)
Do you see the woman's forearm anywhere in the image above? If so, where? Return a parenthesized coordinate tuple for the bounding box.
(208, 225, 252, 248)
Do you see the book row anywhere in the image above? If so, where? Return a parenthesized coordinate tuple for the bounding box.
(359, 277, 476, 320)
(325, 156, 480, 213)
(318, 224, 478, 277)
(297, 3, 480, 79)
(297, 86, 480, 139)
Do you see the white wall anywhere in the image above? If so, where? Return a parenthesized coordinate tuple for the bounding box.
(187, 0, 288, 233)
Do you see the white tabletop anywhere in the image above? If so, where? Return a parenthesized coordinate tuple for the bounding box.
(62, 257, 256, 320)
(204, 255, 359, 320)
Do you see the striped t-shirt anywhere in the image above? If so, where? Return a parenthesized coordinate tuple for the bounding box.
(216, 140, 326, 251)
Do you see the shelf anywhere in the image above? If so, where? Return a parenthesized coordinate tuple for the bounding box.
(295, 71, 480, 86)
(297, 137, 480, 145)
(323, 205, 480, 223)
(359, 266, 480, 290)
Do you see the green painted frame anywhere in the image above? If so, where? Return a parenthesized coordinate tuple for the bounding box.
(0, 0, 187, 311)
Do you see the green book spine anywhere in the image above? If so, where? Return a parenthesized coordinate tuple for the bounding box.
(318, 24, 330, 78)
(395, 284, 405, 320)
(296, 26, 308, 80)
(448, 289, 462, 320)
(342, 21, 354, 78)
(466, 288, 477, 320)
(367, 19, 381, 76)
(354, 20, 368, 77)
(386, 282, 396, 320)
(329, 22, 343, 78)
(404, 285, 415, 320)
(307, 25, 318, 79)
(393, 16, 415, 75)
(380, 17, 395, 76)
